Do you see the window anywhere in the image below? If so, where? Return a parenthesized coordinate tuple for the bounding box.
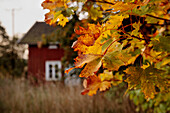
(45, 61, 62, 81)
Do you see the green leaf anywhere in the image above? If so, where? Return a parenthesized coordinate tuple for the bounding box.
(145, 16, 159, 24)
(152, 36, 170, 53)
(124, 66, 166, 99)
(101, 36, 113, 52)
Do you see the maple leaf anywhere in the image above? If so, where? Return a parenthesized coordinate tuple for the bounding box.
(44, 11, 55, 25)
(99, 70, 124, 86)
(142, 47, 165, 64)
(57, 14, 69, 27)
(102, 51, 126, 71)
(99, 70, 113, 81)
(42, 0, 170, 100)
(81, 75, 111, 96)
(131, 22, 141, 36)
(152, 36, 170, 53)
(77, 34, 95, 46)
(111, 72, 124, 86)
(42, 0, 70, 25)
(102, 41, 135, 71)
(124, 66, 166, 99)
(106, 15, 125, 29)
(73, 24, 103, 54)
(42, 0, 68, 10)
(108, 1, 139, 12)
(66, 54, 103, 77)
(76, 55, 102, 78)
(47, 11, 62, 25)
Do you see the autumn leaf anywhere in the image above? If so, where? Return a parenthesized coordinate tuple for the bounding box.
(102, 43, 135, 71)
(79, 57, 102, 77)
(74, 54, 103, 77)
(111, 72, 124, 86)
(41, 0, 70, 25)
(106, 15, 125, 29)
(81, 75, 111, 96)
(124, 66, 167, 99)
(42, 0, 170, 100)
(89, 6, 103, 21)
(99, 70, 113, 81)
(73, 24, 103, 54)
(102, 51, 126, 71)
(99, 70, 124, 86)
(57, 14, 69, 27)
(131, 22, 141, 36)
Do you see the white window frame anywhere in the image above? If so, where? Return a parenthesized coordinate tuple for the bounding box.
(45, 61, 62, 81)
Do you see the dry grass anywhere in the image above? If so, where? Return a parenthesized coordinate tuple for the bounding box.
(0, 78, 136, 113)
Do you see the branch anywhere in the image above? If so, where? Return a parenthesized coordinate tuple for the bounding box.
(88, 0, 115, 5)
(118, 29, 144, 41)
(149, 23, 170, 26)
(146, 14, 170, 22)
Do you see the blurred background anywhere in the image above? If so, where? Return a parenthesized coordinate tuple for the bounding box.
(0, 0, 169, 113)
(0, 0, 47, 37)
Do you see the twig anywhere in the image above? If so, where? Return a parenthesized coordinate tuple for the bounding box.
(146, 14, 170, 22)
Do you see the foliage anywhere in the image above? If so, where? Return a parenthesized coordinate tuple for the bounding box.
(41, 0, 170, 100)
(128, 89, 170, 113)
(0, 23, 27, 77)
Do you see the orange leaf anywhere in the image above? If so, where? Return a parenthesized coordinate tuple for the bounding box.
(81, 75, 111, 96)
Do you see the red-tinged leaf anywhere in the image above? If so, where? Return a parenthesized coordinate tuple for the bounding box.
(74, 54, 103, 67)
(79, 57, 102, 77)
(81, 75, 111, 96)
(81, 89, 89, 95)
(75, 26, 87, 35)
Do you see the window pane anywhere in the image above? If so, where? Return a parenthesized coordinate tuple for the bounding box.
(55, 65, 58, 71)
(55, 74, 58, 78)
(49, 64, 52, 69)
(49, 69, 52, 78)
(55, 64, 59, 79)
(49, 64, 53, 78)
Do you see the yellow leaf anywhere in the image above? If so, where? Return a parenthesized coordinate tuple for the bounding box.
(99, 70, 113, 81)
(141, 63, 150, 69)
(131, 22, 141, 36)
(57, 14, 69, 27)
(106, 15, 124, 29)
(111, 72, 124, 86)
(42, 0, 70, 25)
(49, 11, 62, 25)
(161, 59, 170, 66)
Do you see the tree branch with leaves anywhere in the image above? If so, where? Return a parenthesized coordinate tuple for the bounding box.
(42, 0, 170, 100)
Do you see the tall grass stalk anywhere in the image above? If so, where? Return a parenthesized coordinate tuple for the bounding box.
(0, 78, 136, 113)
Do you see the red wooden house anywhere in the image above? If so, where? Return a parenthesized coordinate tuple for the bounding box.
(18, 22, 64, 81)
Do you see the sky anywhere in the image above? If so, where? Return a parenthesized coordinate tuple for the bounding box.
(0, 0, 48, 37)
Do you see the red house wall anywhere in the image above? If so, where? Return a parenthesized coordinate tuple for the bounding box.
(28, 45, 64, 80)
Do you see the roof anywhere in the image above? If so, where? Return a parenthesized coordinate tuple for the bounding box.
(18, 22, 58, 45)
